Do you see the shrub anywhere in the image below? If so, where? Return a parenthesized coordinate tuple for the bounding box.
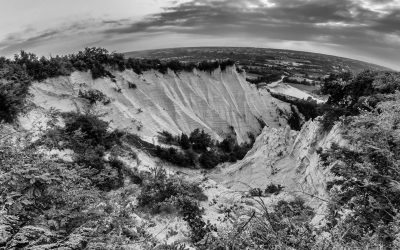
(128, 81, 137, 89)
(249, 188, 263, 197)
(78, 89, 111, 105)
(137, 167, 206, 213)
(157, 130, 178, 145)
(137, 167, 210, 242)
(265, 184, 284, 195)
(0, 143, 102, 235)
(62, 112, 120, 150)
(38, 112, 125, 191)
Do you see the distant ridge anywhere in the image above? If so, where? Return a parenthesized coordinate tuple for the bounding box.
(125, 47, 391, 73)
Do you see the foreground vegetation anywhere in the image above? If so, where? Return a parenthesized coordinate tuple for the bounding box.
(317, 71, 400, 248)
(0, 112, 210, 249)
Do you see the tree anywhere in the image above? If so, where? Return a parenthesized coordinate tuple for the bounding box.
(0, 63, 32, 122)
(179, 133, 190, 150)
(199, 150, 220, 169)
(189, 129, 212, 152)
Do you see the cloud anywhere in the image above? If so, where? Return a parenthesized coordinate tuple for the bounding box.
(103, 0, 400, 42)
(0, 0, 399, 69)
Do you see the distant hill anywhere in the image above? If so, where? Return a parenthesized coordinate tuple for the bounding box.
(125, 47, 391, 75)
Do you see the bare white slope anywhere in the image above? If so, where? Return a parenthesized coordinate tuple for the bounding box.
(30, 66, 289, 143)
(210, 119, 344, 222)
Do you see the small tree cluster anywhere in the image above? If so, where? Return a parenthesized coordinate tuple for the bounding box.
(156, 129, 255, 169)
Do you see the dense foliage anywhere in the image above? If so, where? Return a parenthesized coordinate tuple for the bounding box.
(0, 113, 157, 248)
(0, 111, 213, 248)
(319, 70, 400, 129)
(319, 92, 400, 248)
(0, 144, 102, 236)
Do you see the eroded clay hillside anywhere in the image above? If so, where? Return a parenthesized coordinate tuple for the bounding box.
(29, 66, 290, 143)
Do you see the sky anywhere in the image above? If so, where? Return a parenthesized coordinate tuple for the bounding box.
(0, 0, 399, 70)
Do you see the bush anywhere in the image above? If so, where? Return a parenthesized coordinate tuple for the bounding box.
(128, 81, 137, 89)
(0, 142, 102, 235)
(265, 184, 284, 195)
(249, 188, 263, 197)
(137, 167, 210, 242)
(78, 89, 111, 105)
(38, 112, 125, 191)
(157, 130, 178, 145)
